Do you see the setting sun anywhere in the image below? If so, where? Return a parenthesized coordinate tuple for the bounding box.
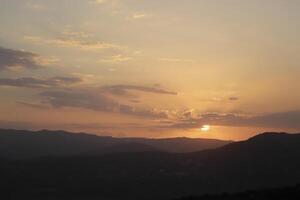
(201, 125, 211, 132)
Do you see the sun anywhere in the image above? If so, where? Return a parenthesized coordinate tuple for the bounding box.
(200, 125, 210, 132)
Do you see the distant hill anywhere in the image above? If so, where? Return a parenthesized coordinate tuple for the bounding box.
(0, 129, 231, 158)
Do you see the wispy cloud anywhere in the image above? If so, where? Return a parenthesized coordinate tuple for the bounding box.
(93, 0, 109, 5)
(198, 96, 240, 103)
(159, 58, 196, 63)
(98, 54, 132, 63)
(39, 89, 168, 119)
(24, 36, 124, 51)
(26, 2, 47, 11)
(126, 13, 152, 20)
(24, 35, 121, 51)
(37, 27, 125, 50)
(228, 97, 239, 101)
(5, 76, 175, 119)
(0, 77, 82, 88)
(61, 29, 92, 39)
(158, 111, 300, 130)
(103, 85, 177, 96)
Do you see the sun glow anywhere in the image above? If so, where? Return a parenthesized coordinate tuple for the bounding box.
(201, 125, 210, 132)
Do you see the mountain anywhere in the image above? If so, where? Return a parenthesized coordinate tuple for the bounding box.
(176, 185, 300, 200)
(1, 132, 300, 200)
(0, 129, 231, 158)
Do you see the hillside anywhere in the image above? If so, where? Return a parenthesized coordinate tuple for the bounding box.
(0, 129, 231, 158)
(176, 185, 300, 200)
(1, 132, 300, 199)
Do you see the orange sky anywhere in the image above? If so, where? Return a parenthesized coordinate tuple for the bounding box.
(0, 0, 300, 140)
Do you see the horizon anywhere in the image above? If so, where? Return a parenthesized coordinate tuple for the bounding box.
(1, 0, 300, 140)
(1, 127, 299, 142)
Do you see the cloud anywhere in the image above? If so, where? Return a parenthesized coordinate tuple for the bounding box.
(235, 111, 300, 129)
(1, 75, 175, 119)
(162, 111, 300, 130)
(62, 30, 92, 39)
(228, 97, 239, 101)
(99, 54, 132, 63)
(40, 90, 117, 111)
(103, 85, 177, 96)
(199, 96, 239, 103)
(126, 13, 152, 20)
(159, 58, 196, 63)
(38, 89, 168, 119)
(93, 0, 109, 4)
(18, 101, 52, 109)
(24, 36, 124, 51)
(0, 46, 44, 70)
(26, 3, 47, 11)
(0, 77, 82, 88)
(118, 104, 168, 118)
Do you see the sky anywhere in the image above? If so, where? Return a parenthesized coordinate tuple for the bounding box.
(0, 0, 300, 140)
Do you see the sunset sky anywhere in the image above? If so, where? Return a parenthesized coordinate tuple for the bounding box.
(0, 0, 300, 140)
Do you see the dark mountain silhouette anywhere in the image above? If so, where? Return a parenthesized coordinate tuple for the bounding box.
(176, 185, 300, 200)
(1, 131, 300, 200)
(96, 142, 160, 154)
(0, 128, 231, 158)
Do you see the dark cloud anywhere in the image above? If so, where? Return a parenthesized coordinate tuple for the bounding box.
(235, 111, 300, 129)
(199, 96, 239, 103)
(103, 85, 177, 96)
(164, 111, 300, 130)
(191, 111, 300, 129)
(0, 46, 42, 70)
(39, 89, 168, 119)
(229, 97, 239, 101)
(1, 76, 174, 119)
(0, 77, 82, 88)
(130, 99, 141, 103)
(40, 90, 117, 111)
(119, 104, 168, 118)
(17, 101, 52, 109)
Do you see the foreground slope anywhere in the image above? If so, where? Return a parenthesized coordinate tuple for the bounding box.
(177, 185, 300, 200)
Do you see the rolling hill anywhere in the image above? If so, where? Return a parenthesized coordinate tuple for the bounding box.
(0, 128, 231, 159)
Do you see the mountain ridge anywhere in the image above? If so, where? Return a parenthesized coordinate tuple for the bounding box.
(0, 128, 232, 159)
